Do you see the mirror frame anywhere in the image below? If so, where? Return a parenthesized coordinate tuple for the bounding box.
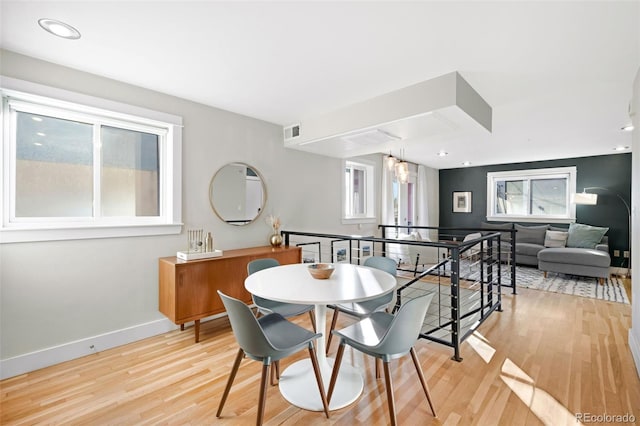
(209, 162, 267, 226)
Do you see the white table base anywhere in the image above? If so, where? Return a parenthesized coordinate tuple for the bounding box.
(278, 304, 364, 411)
(278, 358, 363, 411)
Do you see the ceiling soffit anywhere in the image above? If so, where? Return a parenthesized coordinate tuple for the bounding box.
(283, 71, 492, 160)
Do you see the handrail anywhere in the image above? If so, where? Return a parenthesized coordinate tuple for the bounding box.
(376, 224, 517, 294)
(281, 228, 507, 361)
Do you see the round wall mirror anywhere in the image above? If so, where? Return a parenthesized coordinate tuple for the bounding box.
(209, 163, 266, 225)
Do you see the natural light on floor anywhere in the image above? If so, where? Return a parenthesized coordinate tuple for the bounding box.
(466, 331, 583, 426)
(465, 332, 495, 363)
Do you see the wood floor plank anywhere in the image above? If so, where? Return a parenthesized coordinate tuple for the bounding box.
(2, 283, 639, 425)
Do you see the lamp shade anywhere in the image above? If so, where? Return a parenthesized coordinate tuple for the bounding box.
(572, 192, 598, 205)
(384, 154, 397, 171)
(395, 161, 409, 184)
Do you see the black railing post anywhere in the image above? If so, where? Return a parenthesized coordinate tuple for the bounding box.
(510, 230, 517, 294)
(480, 239, 486, 319)
(451, 246, 462, 362)
(380, 225, 387, 257)
(498, 234, 502, 312)
(487, 236, 494, 310)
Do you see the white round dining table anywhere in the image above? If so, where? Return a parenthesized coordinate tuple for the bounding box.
(244, 262, 396, 411)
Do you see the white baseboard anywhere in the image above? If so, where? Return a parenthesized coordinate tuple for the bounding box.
(0, 318, 178, 380)
(630, 328, 640, 379)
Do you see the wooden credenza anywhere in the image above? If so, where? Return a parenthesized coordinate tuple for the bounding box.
(159, 245, 301, 342)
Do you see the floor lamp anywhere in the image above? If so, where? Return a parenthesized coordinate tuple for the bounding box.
(573, 186, 631, 277)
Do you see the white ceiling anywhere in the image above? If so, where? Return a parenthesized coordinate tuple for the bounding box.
(1, 1, 638, 169)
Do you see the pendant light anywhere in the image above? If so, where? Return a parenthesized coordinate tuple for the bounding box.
(394, 148, 409, 184)
(384, 152, 397, 171)
(395, 161, 409, 184)
(383, 149, 410, 183)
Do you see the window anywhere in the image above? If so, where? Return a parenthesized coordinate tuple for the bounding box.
(1, 80, 182, 242)
(343, 160, 375, 223)
(393, 168, 416, 229)
(486, 167, 576, 223)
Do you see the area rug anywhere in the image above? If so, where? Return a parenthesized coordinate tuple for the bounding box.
(409, 261, 630, 304)
(515, 266, 630, 304)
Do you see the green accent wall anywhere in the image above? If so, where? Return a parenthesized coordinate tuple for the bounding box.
(439, 154, 631, 265)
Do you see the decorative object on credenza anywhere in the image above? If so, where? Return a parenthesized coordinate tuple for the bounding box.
(177, 228, 223, 260)
(266, 214, 283, 247)
(187, 228, 203, 252)
(453, 191, 472, 213)
(269, 234, 283, 247)
(572, 186, 631, 274)
(205, 232, 214, 252)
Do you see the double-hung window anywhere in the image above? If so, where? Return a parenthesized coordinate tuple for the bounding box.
(343, 159, 375, 223)
(1, 80, 182, 242)
(486, 166, 577, 223)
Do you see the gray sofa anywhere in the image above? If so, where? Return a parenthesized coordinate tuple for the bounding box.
(538, 247, 611, 284)
(480, 222, 611, 283)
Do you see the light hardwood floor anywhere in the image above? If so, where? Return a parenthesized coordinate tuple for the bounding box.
(2, 283, 639, 425)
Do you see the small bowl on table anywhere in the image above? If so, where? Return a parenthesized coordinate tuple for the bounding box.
(307, 263, 335, 280)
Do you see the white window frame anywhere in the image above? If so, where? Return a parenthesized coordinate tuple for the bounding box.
(486, 166, 577, 223)
(0, 77, 182, 243)
(342, 159, 376, 224)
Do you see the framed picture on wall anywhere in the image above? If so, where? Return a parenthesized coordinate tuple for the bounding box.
(297, 241, 322, 263)
(332, 239, 351, 263)
(358, 240, 373, 264)
(453, 191, 472, 213)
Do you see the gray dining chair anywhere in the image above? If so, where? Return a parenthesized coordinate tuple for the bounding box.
(325, 256, 397, 355)
(216, 291, 329, 425)
(247, 258, 316, 329)
(327, 293, 436, 426)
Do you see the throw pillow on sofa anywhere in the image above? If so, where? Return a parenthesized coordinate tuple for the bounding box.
(514, 224, 548, 245)
(566, 223, 608, 249)
(544, 230, 569, 248)
(481, 222, 513, 242)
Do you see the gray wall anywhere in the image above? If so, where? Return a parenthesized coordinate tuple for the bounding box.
(0, 50, 384, 368)
(439, 154, 632, 265)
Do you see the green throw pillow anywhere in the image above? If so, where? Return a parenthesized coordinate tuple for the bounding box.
(566, 223, 608, 249)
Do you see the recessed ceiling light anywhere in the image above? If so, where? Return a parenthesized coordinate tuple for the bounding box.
(622, 125, 634, 131)
(613, 145, 630, 151)
(34, 142, 43, 147)
(462, 161, 471, 166)
(31, 116, 43, 122)
(36, 132, 46, 136)
(38, 18, 81, 40)
(437, 151, 448, 157)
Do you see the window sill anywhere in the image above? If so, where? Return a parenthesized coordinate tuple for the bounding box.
(341, 217, 377, 225)
(486, 216, 576, 224)
(0, 223, 183, 243)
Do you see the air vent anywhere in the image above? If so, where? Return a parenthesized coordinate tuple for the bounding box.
(283, 124, 301, 141)
(340, 129, 400, 146)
